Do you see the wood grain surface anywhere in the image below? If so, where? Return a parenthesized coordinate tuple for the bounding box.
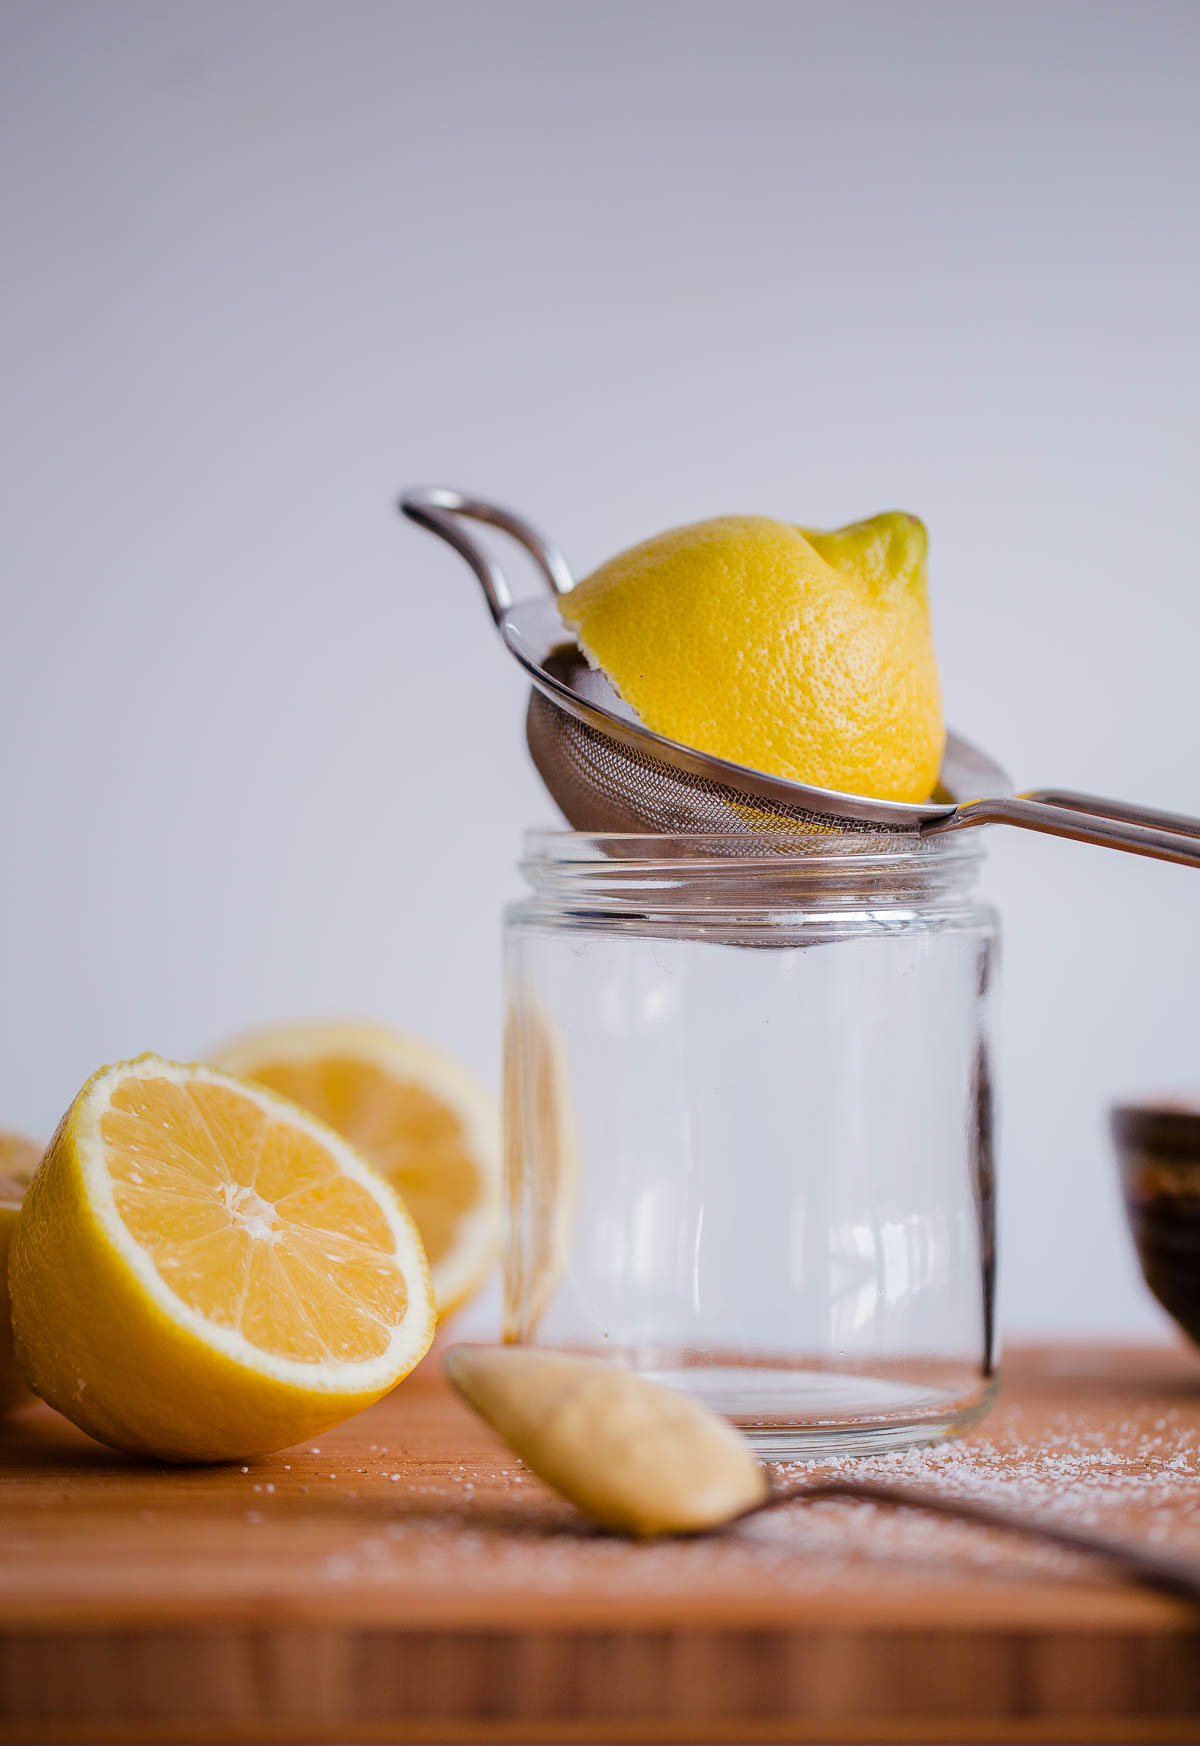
(0, 1342, 1198, 1742)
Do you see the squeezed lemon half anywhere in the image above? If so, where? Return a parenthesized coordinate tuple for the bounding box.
(560, 510, 944, 805)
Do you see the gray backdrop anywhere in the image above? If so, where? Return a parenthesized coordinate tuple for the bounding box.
(3, 0, 1198, 1339)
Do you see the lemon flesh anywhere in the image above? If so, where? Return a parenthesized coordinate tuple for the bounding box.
(9, 1055, 436, 1461)
(559, 511, 944, 805)
(211, 1021, 500, 1320)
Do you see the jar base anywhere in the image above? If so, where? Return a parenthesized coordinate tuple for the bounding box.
(643, 1364, 998, 1459)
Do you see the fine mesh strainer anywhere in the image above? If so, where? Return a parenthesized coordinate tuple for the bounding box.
(400, 487, 1200, 866)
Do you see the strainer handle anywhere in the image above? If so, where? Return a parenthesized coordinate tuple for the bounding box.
(929, 791, 1200, 868)
(399, 487, 574, 624)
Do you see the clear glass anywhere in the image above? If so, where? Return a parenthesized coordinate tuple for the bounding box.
(503, 830, 999, 1457)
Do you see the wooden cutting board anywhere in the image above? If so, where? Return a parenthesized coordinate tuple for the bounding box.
(0, 1343, 1198, 1743)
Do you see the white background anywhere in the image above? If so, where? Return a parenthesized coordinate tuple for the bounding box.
(2, 0, 1198, 1341)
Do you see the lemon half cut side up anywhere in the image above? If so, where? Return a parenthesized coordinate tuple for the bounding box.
(9, 1055, 436, 1462)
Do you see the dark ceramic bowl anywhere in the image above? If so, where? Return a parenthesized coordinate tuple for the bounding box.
(1112, 1103, 1200, 1346)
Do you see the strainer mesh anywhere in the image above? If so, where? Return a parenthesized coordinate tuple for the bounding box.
(525, 690, 914, 847)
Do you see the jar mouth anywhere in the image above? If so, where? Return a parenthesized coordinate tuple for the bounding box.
(517, 828, 986, 921)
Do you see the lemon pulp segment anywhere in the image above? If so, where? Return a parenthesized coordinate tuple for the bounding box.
(102, 1073, 411, 1363)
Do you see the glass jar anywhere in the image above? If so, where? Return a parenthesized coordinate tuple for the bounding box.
(503, 830, 998, 1457)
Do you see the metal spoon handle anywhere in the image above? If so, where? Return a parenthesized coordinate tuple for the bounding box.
(1029, 789, 1200, 840)
(769, 1478, 1200, 1607)
(399, 486, 573, 623)
(928, 794, 1200, 869)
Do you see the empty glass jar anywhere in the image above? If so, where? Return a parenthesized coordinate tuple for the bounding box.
(503, 830, 998, 1456)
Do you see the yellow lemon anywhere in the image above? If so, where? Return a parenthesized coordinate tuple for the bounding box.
(559, 511, 944, 804)
(211, 1021, 500, 1320)
(503, 1002, 578, 1341)
(0, 1133, 42, 1416)
(9, 1055, 436, 1461)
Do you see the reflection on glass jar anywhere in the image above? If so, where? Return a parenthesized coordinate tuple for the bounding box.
(504, 831, 998, 1457)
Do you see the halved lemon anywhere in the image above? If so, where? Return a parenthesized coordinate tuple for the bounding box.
(212, 1021, 501, 1320)
(503, 1002, 578, 1341)
(0, 1133, 41, 1416)
(9, 1056, 436, 1461)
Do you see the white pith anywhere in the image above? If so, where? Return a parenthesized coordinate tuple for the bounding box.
(77, 1055, 436, 1392)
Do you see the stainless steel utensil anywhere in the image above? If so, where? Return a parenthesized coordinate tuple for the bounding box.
(760, 1478, 1200, 1608)
(445, 1343, 1200, 1604)
(401, 487, 1200, 864)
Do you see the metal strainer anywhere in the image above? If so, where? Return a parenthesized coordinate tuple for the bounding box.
(401, 487, 1200, 866)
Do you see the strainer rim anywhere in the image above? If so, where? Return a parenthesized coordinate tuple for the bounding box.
(520, 827, 986, 866)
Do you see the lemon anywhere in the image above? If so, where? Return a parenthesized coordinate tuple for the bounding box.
(503, 1001, 578, 1341)
(211, 1021, 500, 1320)
(0, 1133, 41, 1416)
(9, 1055, 436, 1461)
(559, 511, 944, 804)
